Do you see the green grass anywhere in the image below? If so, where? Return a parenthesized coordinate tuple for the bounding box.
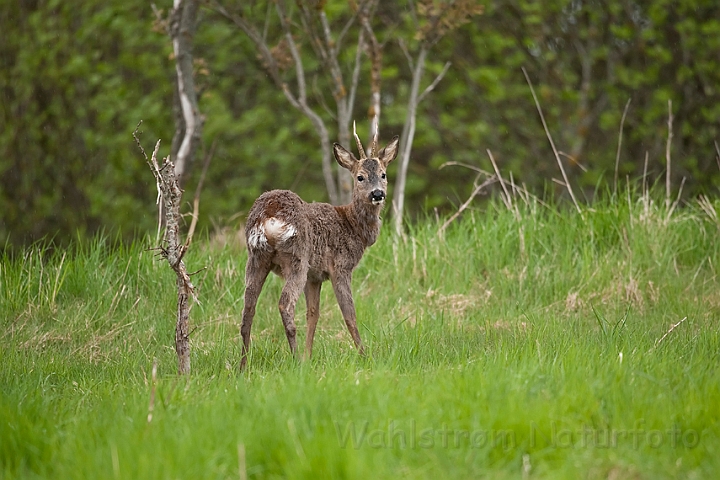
(2, 192, 720, 479)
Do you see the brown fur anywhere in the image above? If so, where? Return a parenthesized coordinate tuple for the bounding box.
(240, 133, 399, 369)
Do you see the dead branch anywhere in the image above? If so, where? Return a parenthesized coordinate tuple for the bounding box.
(439, 161, 493, 177)
(522, 67, 582, 215)
(558, 151, 588, 172)
(186, 138, 217, 248)
(666, 176, 686, 223)
(613, 98, 631, 195)
(649, 316, 687, 352)
(134, 124, 196, 375)
(438, 174, 497, 237)
(487, 149, 517, 219)
(133, 122, 163, 241)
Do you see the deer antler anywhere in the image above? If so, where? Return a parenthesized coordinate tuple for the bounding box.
(370, 120, 379, 158)
(353, 121, 367, 160)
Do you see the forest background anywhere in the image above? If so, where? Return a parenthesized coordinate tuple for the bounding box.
(2, 0, 719, 247)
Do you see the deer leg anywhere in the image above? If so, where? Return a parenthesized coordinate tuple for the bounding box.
(240, 255, 271, 370)
(330, 272, 365, 355)
(303, 280, 322, 359)
(278, 265, 308, 357)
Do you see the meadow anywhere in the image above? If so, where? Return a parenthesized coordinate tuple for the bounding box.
(2, 191, 719, 479)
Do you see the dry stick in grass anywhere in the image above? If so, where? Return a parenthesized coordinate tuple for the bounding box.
(626, 174, 632, 226)
(133, 122, 197, 375)
(437, 174, 497, 237)
(509, 171, 526, 207)
(614, 98, 632, 196)
(715, 140, 720, 172)
(666, 99, 674, 210)
(185, 138, 217, 248)
(641, 151, 650, 221)
(443, 158, 553, 212)
(697, 195, 718, 224)
(666, 176, 686, 223)
(487, 149, 514, 213)
(487, 150, 526, 256)
(558, 151, 588, 172)
(642, 151, 649, 198)
(522, 67, 582, 215)
(651, 316, 688, 351)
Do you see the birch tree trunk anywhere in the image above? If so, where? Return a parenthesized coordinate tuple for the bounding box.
(170, 0, 202, 186)
(392, 46, 427, 236)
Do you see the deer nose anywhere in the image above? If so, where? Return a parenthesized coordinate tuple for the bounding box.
(370, 189, 385, 203)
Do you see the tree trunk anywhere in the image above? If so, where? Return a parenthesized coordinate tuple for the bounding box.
(170, 0, 202, 186)
(392, 46, 427, 236)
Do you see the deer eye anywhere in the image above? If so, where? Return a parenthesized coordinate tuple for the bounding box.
(381, 173, 386, 179)
(357, 175, 364, 182)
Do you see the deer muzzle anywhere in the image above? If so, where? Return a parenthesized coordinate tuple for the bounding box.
(370, 189, 386, 205)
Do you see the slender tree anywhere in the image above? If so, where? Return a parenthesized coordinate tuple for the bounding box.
(392, 0, 483, 235)
(209, 0, 379, 204)
(169, 0, 203, 186)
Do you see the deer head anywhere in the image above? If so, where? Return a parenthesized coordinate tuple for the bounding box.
(333, 122, 399, 206)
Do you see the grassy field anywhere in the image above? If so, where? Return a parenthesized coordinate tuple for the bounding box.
(2, 192, 719, 479)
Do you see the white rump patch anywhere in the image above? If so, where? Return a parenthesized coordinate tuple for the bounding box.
(247, 217, 296, 251)
(247, 224, 268, 250)
(264, 217, 297, 243)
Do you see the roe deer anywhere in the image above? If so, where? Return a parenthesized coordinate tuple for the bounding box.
(240, 125, 399, 369)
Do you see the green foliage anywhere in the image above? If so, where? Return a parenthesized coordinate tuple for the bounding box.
(1, 193, 719, 478)
(0, 0, 175, 247)
(2, 0, 720, 247)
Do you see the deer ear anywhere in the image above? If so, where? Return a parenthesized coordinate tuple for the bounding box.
(333, 143, 357, 171)
(378, 136, 400, 167)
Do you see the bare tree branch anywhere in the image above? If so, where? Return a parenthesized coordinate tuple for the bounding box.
(522, 67, 582, 215)
(439, 161, 493, 177)
(613, 98, 632, 195)
(210, 0, 340, 204)
(487, 149, 515, 215)
(397, 38, 414, 71)
(417, 61, 451, 104)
